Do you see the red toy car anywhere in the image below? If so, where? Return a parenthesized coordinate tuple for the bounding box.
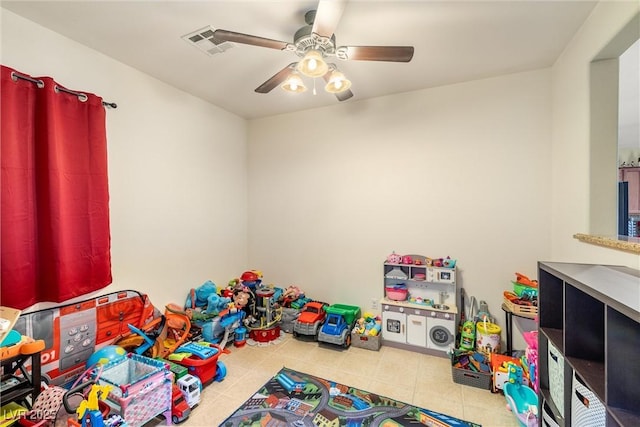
(292, 301, 327, 338)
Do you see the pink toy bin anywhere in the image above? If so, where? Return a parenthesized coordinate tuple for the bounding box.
(89, 353, 172, 427)
(385, 284, 408, 301)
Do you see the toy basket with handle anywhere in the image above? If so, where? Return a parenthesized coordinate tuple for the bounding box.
(503, 291, 538, 319)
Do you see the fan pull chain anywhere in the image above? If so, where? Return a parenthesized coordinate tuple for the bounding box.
(313, 78, 317, 95)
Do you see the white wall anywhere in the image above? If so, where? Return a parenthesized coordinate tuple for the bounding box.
(248, 69, 552, 346)
(4, 2, 638, 354)
(1, 10, 250, 310)
(618, 37, 640, 166)
(550, 1, 640, 268)
(618, 39, 640, 165)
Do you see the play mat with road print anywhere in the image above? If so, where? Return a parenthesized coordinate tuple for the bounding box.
(221, 367, 481, 426)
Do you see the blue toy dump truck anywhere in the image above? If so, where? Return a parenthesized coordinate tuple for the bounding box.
(317, 304, 361, 348)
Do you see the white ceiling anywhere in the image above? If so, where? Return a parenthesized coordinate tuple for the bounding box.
(1, 0, 598, 120)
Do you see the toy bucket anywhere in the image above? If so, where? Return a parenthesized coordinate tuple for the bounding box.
(234, 326, 247, 347)
(476, 320, 501, 355)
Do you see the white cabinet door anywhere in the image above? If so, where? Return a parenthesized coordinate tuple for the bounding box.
(382, 310, 406, 343)
(407, 314, 427, 347)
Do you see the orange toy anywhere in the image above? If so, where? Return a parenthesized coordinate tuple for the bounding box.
(0, 336, 45, 360)
(490, 353, 528, 393)
(155, 309, 191, 359)
(114, 306, 190, 359)
(504, 291, 534, 306)
(515, 272, 538, 288)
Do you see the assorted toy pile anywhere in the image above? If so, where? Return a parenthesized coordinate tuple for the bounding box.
(458, 297, 501, 355)
(1, 269, 373, 427)
(350, 312, 382, 350)
(2, 265, 541, 427)
(451, 273, 540, 427)
(451, 299, 498, 384)
(450, 347, 539, 427)
(384, 252, 457, 308)
(503, 272, 538, 319)
(386, 251, 457, 268)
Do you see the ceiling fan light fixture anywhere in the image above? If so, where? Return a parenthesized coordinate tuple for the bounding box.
(325, 70, 352, 93)
(297, 49, 329, 77)
(281, 72, 307, 93)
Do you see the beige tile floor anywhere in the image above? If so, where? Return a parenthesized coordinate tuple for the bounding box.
(168, 333, 521, 426)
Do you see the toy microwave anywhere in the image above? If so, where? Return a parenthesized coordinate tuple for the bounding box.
(426, 267, 456, 284)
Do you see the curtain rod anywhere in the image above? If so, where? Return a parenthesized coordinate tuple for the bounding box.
(10, 71, 117, 109)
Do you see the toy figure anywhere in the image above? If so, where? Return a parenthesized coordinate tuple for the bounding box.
(77, 384, 112, 420)
(354, 317, 366, 334)
(459, 320, 476, 351)
(233, 289, 251, 309)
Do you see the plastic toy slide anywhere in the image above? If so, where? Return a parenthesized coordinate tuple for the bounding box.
(504, 382, 539, 427)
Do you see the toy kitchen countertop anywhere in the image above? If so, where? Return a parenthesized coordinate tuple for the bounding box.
(381, 297, 458, 315)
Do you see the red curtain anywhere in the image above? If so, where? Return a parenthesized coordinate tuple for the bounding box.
(1, 65, 112, 309)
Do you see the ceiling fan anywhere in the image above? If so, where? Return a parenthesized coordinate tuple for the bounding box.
(213, 0, 414, 101)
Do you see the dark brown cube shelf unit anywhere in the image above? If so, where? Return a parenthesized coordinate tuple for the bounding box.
(537, 261, 640, 427)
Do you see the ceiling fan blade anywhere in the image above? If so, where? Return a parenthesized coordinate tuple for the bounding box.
(213, 29, 290, 50)
(336, 46, 415, 62)
(255, 63, 297, 93)
(334, 88, 354, 102)
(312, 0, 347, 38)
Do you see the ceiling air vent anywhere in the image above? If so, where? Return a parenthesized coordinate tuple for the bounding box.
(182, 25, 233, 56)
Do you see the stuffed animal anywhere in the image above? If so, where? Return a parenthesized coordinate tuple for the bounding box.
(185, 280, 217, 309)
(282, 285, 303, 300)
(204, 294, 231, 316)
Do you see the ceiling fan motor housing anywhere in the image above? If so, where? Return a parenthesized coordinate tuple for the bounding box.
(304, 10, 316, 25)
(293, 22, 336, 57)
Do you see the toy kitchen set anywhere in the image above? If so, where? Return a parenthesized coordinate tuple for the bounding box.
(381, 252, 458, 357)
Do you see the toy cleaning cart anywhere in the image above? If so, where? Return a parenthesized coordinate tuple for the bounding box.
(170, 342, 227, 385)
(89, 353, 172, 427)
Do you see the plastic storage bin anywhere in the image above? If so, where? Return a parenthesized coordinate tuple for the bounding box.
(385, 284, 408, 301)
(350, 332, 381, 351)
(542, 398, 560, 427)
(450, 351, 492, 390)
(547, 341, 564, 417)
(571, 371, 605, 427)
(451, 366, 492, 390)
(475, 320, 501, 355)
